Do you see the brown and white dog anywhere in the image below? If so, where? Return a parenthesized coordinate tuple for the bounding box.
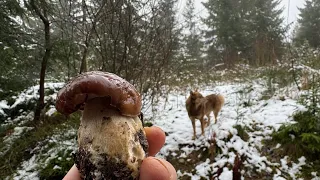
(186, 90, 224, 139)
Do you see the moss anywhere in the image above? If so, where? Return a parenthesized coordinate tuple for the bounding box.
(143, 121, 153, 127)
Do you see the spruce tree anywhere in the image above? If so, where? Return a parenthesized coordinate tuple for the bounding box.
(202, 0, 285, 66)
(0, 0, 32, 96)
(182, 0, 202, 62)
(248, 0, 285, 65)
(296, 0, 320, 48)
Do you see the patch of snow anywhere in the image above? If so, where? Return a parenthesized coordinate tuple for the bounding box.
(219, 167, 233, 180)
(10, 83, 64, 109)
(12, 155, 39, 180)
(3, 111, 34, 126)
(46, 106, 56, 116)
(53, 165, 61, 170)
(0, 100, 9, 115)
(312, 172, 320, 180)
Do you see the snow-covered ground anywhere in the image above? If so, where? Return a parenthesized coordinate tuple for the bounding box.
(11, 127, 77, 180)
(2, 80, 319, 179)
(144, 80, 317, 179)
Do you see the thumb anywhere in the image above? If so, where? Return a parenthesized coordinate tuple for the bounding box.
(140, 157, 177, 180)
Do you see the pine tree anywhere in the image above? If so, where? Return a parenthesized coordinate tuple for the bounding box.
(0, 0, 33, 96)
(202, 0, 251, 66)
(202, 0, 285, 67)
(182, 0, 202, 61)
(248, 0, 285, 65)
(295, 0, 320, 48)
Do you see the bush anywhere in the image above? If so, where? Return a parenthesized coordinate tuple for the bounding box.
(272, 110, 320, 159)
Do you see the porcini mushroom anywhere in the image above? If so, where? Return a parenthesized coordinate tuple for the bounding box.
(55, 71, 148, 180)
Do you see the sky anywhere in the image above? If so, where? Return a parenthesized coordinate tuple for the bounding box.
(177, 0, 306, 34)
(280, 0, 306, 25)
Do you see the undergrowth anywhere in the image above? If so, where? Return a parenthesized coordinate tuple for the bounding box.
(0, 112, 80, 179)
(272, 110, 320, 160)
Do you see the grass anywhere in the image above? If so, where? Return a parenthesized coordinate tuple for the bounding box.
(38, 149, 75, 180)
(0, 112, 80, 179)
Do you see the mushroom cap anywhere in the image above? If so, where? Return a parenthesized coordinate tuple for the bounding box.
(55, 71, 141, 117)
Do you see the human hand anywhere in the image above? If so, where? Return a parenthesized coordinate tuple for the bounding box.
(63, 126, 177, 180)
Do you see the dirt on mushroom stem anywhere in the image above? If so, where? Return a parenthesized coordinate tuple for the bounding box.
(75, 97, 148, 179)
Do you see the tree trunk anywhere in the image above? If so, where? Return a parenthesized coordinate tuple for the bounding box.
(30, 0, 51, 124)
(79, 0, 105, 74)
(79, 42, 89, 74)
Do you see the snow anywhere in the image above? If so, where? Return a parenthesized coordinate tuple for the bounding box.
(312, 172, 320, 180)
(1, 80, 315, 179)
(0, 100, 9, 115)
(45, 106, 56, 116)
(4, 127, 34, 142)
(0, 126, 34, 156)
(143, 80, 309, 179)
(10, 83, 64, 109)
(10, 127, 77, 179)
(219, 167, 233, 180)
(1, 82, 63, 126)
(13, 155, 39, 180)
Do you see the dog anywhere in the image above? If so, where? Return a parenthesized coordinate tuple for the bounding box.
(186, 90, 225, 139)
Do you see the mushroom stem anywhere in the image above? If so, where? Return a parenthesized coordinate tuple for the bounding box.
(76, 97, 148, 179)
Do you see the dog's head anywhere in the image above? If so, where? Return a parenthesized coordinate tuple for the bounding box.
(189, 90, 204, 102)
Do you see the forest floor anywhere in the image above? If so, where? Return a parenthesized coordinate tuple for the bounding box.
(0, 75, 320, 179)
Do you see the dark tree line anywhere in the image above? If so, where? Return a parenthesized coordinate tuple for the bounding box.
(202, 0, 286, 67)
(1, 0, 320, 123)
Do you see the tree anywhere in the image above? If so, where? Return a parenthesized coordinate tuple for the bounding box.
(27, 0, 52, 123)
(202, 0, 248, 66)
(295, 0, 320, 48)
(202, 0, 285, 67)
(248, 0, 285, 65)
(182, 0, 202, 61)
(0, 0, 32, 97)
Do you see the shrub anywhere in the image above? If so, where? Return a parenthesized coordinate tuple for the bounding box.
(272, 110, 320, 159)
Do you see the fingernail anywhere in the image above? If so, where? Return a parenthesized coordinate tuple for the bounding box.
(140, 157, 171, 180)
(153, 157, 177, 180)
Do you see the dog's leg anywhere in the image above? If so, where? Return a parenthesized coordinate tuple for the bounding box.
(214, 110, 219, 124)
(206, 113, 211, 127)
(200, 117, 205, 136)
(191, 118, 196, 140)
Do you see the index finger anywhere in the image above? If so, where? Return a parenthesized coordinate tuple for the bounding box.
(144, 126, 166, 156)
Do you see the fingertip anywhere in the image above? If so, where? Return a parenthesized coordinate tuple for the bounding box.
(63, 165, 81, 180)
(144, 126, 166, 156)
(160, 159, 177, 180)
(140, 157, 176, 180)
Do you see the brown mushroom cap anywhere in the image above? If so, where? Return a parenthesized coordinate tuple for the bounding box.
(55, 71, 141, 117)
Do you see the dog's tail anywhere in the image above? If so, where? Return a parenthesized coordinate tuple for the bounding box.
(217, 94, 225, 106)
